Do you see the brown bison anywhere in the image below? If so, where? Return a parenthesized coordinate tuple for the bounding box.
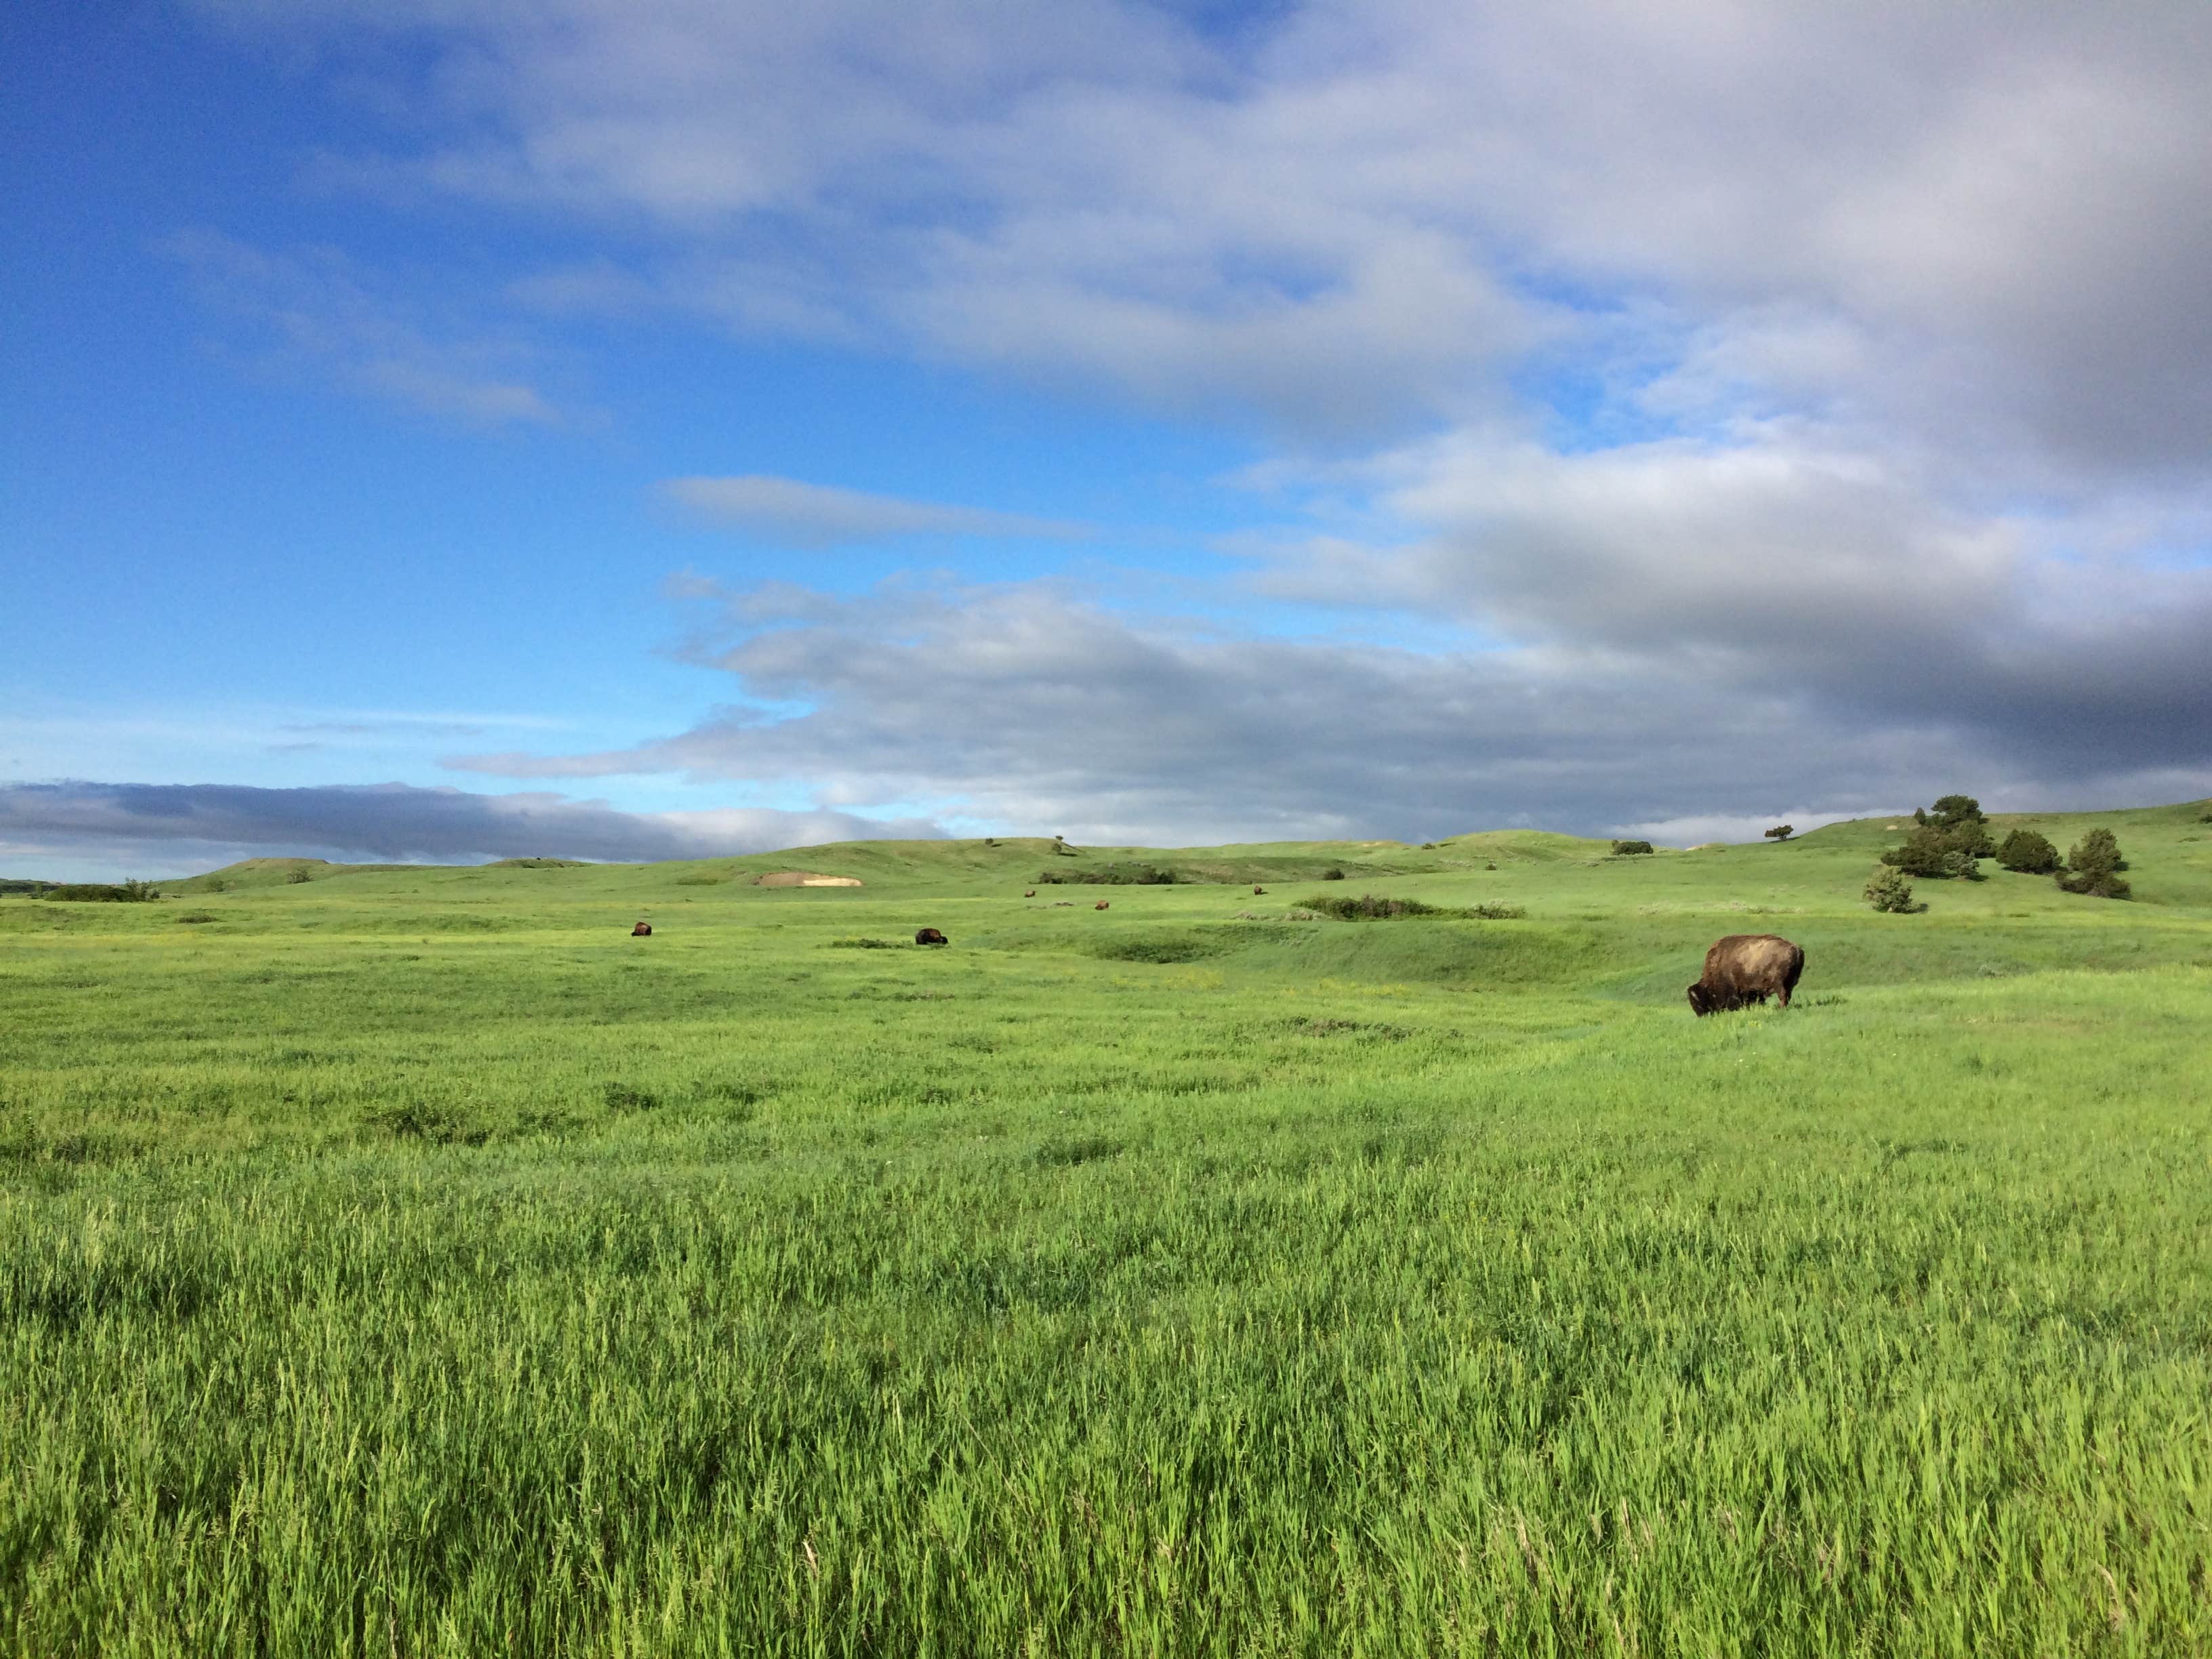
(631, 921, 653, 937)
(1024, 889, 1036, 898)
(1094, 900, 1110, 910)
(1687, 934, 1803, 1015)
(1252, 884, 1266, 895)
(915, 927, 949, 946)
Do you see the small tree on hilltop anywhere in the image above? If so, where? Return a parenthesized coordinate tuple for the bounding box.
(1995, 828, 2060, 874)
(1610, 840, 1654, 857)
(1865, 867, 1921, 913)
(1764, 825, 1794, 841)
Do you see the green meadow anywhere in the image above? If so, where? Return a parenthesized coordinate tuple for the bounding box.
(4, 802, 2211, 1656)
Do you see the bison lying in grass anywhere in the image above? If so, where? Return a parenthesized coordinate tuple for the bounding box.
(1687, 934, 1803, 1015)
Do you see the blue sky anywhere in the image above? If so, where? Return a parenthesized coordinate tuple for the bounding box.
(6, 1, 2210, 878)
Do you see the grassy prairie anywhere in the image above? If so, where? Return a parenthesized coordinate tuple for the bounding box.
(3, 802, 2211, 1655)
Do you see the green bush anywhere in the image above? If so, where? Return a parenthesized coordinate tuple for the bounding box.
(1035, 865, 1181, 886)
(1763, 825, 1794, 841)
(1320, 867, 1346, 881)
(1995, 829, 2061, 874)
(286, 869, 313, 884)
(43, 880, 159, 903)
(2056, 829, 2131, 898)
(1882, 823, 1986, 879)
(2055, 869, 2131, 899)
(1610, 840, 1654, 857)
(1864, 867, 1921, 913)
(1295, 893, 1521, 921)
(2066, 827, 2127, 875)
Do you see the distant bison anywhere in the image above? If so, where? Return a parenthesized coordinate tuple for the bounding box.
(1024, 889, 1036, 897)
(1687, 933, 1803, 1015)
(631, 921, 653, 937)
(1252, 884, 1266, 895)
(915, 927, 949, 947)
(1094, 900, 1110, 910)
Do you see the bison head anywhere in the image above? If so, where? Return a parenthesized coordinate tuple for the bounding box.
(1685, 982, 1715, 1017)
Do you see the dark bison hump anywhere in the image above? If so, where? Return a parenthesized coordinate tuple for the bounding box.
(632, 922, 652, 936)
(915, 927, 948, 946)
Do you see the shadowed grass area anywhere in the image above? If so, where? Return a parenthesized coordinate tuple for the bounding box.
(3, 801, 2211, 1654)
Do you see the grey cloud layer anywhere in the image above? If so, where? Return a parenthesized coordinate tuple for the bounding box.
(448, 578, 2212, 844)
(0, 781, 943, 877)
(662, 476, 1092, 547)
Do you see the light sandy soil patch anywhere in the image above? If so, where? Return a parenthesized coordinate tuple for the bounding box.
(754, 871, 865, 887)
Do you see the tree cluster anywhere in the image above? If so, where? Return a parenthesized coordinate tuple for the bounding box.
(1610, 840, 1654, 857)
(1882, 796, 1994, 880)
(1763, 825, 1794, 841)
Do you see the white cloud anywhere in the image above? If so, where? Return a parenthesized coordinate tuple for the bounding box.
(661, 475, 1092, 547)
(193, 1, 2212, 466)
(166, 229, 571, 426)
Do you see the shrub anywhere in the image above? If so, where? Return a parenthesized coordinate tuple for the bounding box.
(673, 874, 722, 886)
(2066, 827, 2127, 875)
(44, 880, 159, 902)
(286, 869, 312, 884)
(1995, 829, 2060, 874)
(2055, 869, 2131, 899)
(1864, 867, 1921, 913)
(1610, 840, 1654, 857)
(1763, 825, 1795, 841)
(1295, 893, 1521, 921)
(1035, 865, 1181, 886)
(2056, 828, 2131, 898)
(1299, 893, 1440, 919)
(1321, 867, 1347, 881)
(1882, 823, 1986, 879)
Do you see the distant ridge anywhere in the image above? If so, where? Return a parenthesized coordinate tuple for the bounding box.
(122, 796, 2212, 890)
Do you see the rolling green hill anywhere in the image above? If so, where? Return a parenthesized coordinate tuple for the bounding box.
(5, 798, 2211, 1653)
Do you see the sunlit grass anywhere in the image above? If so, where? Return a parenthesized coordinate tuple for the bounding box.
(4, 806, 2211, 1653)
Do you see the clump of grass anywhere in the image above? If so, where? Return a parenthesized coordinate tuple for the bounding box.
(364, 1103, 487, 1145)
(600, 1082, 661, 1113)
(1295, 893, 1522, 921)
(173, 912, 220, 925)
(825, 937, 901, 949)
(1035, 864, 1183, 885)
(674, 874, 724, 886)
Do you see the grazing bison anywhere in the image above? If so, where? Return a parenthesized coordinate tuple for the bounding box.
(1687, 933, 1803, 1015)
(915, 927, 949, 947)
(631, 921, 652, 937)
(1094, 900, 1110, 910)
(1024, 889, 1036, 898)
(1252, 884, 1266, 895)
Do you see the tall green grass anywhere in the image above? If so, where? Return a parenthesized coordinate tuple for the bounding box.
(4, 804, 2211, 1654)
